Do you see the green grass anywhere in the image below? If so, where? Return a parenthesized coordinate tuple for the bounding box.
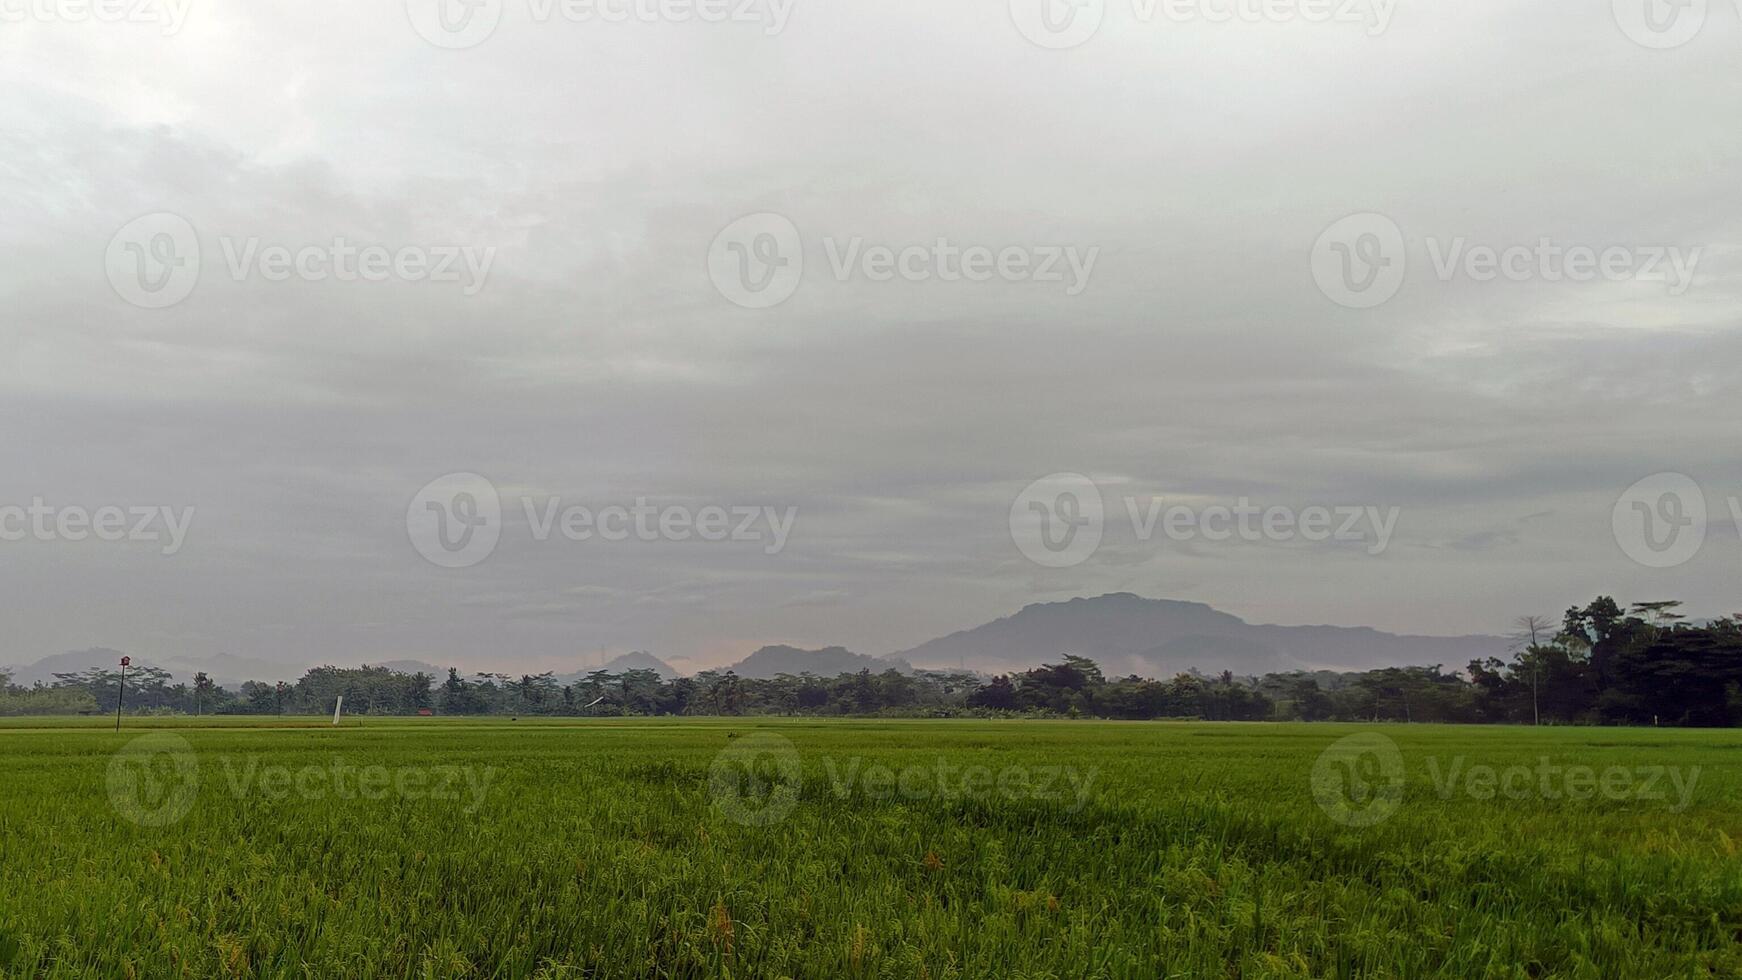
(1, 718, 1739, 978)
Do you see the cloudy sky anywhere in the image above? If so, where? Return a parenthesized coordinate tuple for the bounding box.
(4, 1, 1741, 674)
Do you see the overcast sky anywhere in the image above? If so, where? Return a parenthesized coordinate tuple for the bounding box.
(4, 1, 1741, 674)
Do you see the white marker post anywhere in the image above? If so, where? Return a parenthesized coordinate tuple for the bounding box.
(333, 696, 344, 726)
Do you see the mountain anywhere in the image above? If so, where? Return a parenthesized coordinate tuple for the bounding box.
(176, 653, 306, 689)
(1, 649, 302, 690)
(894, 594, 1504, 677)
(553, 652, 682, 685)
(725, 645, 912, 679)
(601, 651, 679, 679)
(2, 647, 134, 687)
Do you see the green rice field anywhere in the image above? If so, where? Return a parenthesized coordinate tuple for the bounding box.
(1, 717, 1738, 978)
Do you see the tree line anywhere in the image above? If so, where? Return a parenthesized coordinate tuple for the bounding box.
(6, 597, 1738, 725)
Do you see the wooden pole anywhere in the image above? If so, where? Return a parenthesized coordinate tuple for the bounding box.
(115, 657, 130, 731)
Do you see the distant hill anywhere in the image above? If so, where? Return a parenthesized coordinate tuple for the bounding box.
(894, 594, 1504, 677)
(2, 647, 136, 687)
(554, 652, 681, 685)
(2, 649, 303, 690)
(726, 645, 912, 679)
(602, 651, 679, 679)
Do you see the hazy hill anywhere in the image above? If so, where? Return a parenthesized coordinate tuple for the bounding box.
(602, 651, 679, 679)
(895, 594, 1504, 676)
(726, 645, 912, 679)
(555, 651, 681, 684)
(2, 649, 301, 690)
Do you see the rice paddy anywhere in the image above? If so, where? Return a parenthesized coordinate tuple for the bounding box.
(1, 717, 1738, 978)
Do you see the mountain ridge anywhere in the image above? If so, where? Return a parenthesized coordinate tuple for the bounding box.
(894, 594, 1504, 676)
(4, 598, 1506, 689)
(724, 645, 912, 679)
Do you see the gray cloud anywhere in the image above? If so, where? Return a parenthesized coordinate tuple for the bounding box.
(3, 3, 1741, 672)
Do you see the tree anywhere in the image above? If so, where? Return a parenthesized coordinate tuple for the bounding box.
(1513, 615, 1555, 725)
(966, 675, 1017, 711)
